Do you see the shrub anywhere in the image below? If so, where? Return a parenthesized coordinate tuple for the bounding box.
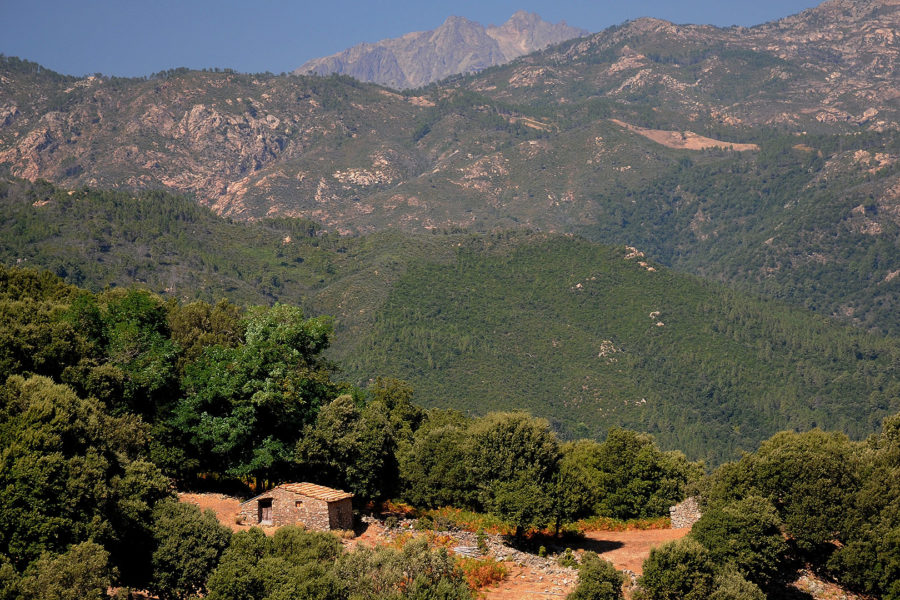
(475, 529, 488, 554)
(691, 495, 787, 587)
(636, 538, 715, 600)
(270, 526, 342, 565)
(709, 569, 765, 600)
(458, 557, 508, 589)
(558, 548, 579, 569)
(567, 552, 624, 600)
(18, 542, 114, 600)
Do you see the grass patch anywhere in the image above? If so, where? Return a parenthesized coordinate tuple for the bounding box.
(423, 507, 516, 535)
(457, 557, 509, 590)
(569, 515, 671, 532)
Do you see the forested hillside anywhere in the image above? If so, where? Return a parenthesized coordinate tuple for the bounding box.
(0, 265, 897, 600)
(3, 178, 898, 463)
(2, 4, 899, 337)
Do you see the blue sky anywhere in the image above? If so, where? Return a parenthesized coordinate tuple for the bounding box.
(2, 0, 822, 77)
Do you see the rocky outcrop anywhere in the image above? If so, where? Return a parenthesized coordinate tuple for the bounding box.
(294, 12, 587, 89)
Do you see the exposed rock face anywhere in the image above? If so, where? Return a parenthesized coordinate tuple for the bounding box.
(0, 0, 898, 232)
(294, 12, 588, 89)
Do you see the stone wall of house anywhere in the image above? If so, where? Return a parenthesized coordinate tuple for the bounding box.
(327, 497, 353, 530)
(238, 488, 333, 530)
(669, 496, 702, 528)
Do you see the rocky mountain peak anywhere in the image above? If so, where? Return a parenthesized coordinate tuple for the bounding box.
(294, 12, 587, 89)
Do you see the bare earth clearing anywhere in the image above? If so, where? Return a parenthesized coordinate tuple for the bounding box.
(179, 493, 868, 600)
(180, 493, 688, 599)
(610, 119, 760, 152)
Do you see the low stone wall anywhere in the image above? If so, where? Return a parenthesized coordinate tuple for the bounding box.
(669, 496, 702, 529)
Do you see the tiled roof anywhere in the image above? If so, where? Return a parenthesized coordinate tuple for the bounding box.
(279, 482, 354, 502)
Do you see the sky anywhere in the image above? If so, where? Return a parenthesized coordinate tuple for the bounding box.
(1, 0, 823, 78)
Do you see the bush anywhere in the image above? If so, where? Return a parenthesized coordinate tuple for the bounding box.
(567, 552, 624, 600)
(558, 548, 578, 568)
(270, 526, 342, 565)
(415, 515, 435, 530)
(0, 558, 18, 600)
(691, 496, 787, 587)
(475, 529, 488, 554)
(636, 538, 715, 600)
(149, 499, 232, 599)
(458, 557, 508, 589)
(336, 537, 472, 599)
(709, 569, 765, 600)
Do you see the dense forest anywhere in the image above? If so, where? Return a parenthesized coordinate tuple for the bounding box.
(3, 178, 899, 464)
(0, 266, 897, 599)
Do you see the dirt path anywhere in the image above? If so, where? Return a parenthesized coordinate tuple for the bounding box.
(481, 564, 576, 600)
(580, 528, 691, 574)
(481, 528, 690, 599)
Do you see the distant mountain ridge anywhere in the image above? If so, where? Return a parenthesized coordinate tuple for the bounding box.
(294, 11, 588, 89)
(2, 0, 900, 335)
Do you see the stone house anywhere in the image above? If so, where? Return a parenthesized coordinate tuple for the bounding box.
(238, 482, 354, 530)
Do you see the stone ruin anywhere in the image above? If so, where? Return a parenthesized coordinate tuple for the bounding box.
(669, 496, 702, 528)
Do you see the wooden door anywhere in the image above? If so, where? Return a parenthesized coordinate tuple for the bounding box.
(259, 499, 273, 523)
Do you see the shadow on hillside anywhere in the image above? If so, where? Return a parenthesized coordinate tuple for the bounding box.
(572, 538, 625, 554)
(353, 519, 371, 537)
(505, 532, 624, 556)
(768, 586, 814, 600)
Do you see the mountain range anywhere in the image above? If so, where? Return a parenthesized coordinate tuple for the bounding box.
(1, 0, 898, 336)
(294, 12, 588, 89)
(1, 0, 900, 460)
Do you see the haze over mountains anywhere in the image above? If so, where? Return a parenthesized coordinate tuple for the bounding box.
(294, 11, 588, 89)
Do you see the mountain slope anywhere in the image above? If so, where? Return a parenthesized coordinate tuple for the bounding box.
(2, 178, 898, 464)
(1, 1, 899, 336)
(294, 12, 587, 89)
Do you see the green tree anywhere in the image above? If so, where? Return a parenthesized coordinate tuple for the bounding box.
(148, 499, 232, 600)
(100, 288, 179, 418)
(691, 496, 787, 587)
(296, 394, 396, 499)
(174, 304, 337, 480)
(467, 412, 560, 536)
(399, 410, 475, 508)
(702, 429, 859, 554)
(18, 541, 114, 600)
(553, 441, 607, 533)
(167, 298, 244, 373)
(0, 375, 166, 571)
(828, 412, 900, 598)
